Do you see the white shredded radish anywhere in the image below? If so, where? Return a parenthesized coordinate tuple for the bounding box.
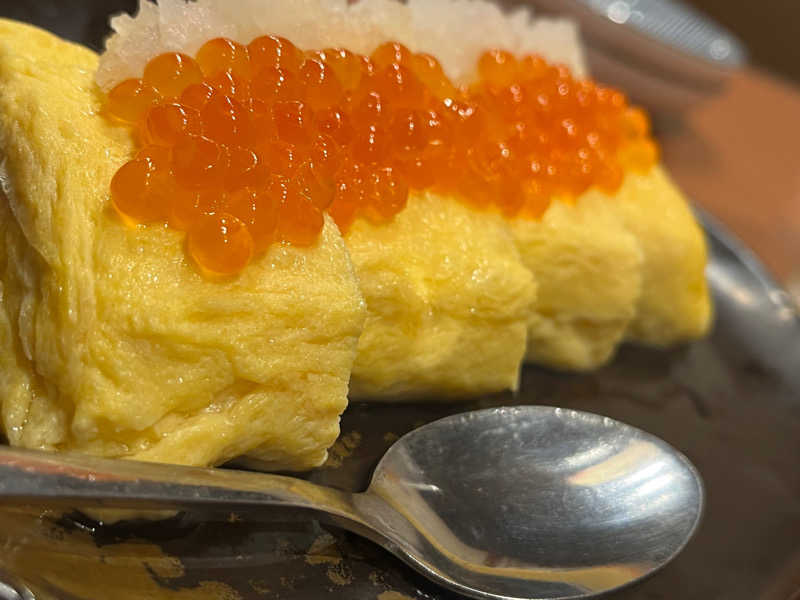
(96, 0, 586, 90)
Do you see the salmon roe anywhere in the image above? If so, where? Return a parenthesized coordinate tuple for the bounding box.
(106, 37, 657, 276)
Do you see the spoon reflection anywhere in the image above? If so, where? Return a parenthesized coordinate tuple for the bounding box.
(0, 406, 704, 600)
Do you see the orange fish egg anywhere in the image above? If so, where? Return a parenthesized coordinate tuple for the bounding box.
(107, 78, 159, 123)
(260, 139, 305, 176)
(276, 189, 324, 246)
(206, 69, 251, 105)
(272, 100, 313, 146)
(300, 59, 344, 111)
(227, 186, 280, 252)
(180, 82, 217, 112)
(196, 37, 251, 79)
(373, 63, 424, 109)
(351, 123, 390, 164)
(411, 53, 457, 101)
(364, 167, 408, 222)
(169, 188, 226, 231)
(350, 90, 385, 126)
(135, 144, 171, 169)
(478, 49, 519, 87)
(371, 42, 412, 70)
(144, 103, 202, 146)
(389, 109, 431, 155)
(314, 106, 353, 145)
(106, 36, 658, 276)
(251, 66, 303, 104)
(187, 213, 254, 275)
(171, 134, 226, 189)
(248, 35, 304, 73)
(143, 52, 203, 99)
(319, 48, 363, 91)
(225, 146, 269, 190)
(295, 160, 335, 211)
(110, 158, 163, 224)
(308, 134, 342, 180)
(201, 93, 252, 146)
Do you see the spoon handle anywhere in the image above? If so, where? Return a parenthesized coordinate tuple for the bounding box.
(0, 445, 363, 524)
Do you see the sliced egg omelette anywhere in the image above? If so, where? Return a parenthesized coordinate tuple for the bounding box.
(346, 191, 536, 399)
(0, 18, 366, 470)
(94, 0, 712, 391)
(512, 166, 711, 370)
(0, 0, 715, 477)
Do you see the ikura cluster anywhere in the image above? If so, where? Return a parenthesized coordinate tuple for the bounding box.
(105, 37, 658, 275)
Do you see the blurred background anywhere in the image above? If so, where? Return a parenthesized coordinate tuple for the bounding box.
(689, 0, 800, 83)
(0, 0, 798, 304)
(0, 0, 798, 82)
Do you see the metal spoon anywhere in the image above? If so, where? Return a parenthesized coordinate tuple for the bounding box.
(0, 406, 703, 600)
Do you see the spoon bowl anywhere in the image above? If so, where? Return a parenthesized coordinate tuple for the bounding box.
(364, 406, 704, 599)
(0, 406, 703, 600)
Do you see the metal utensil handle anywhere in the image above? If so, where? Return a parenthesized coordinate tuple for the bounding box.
(0, 445, 357, 519)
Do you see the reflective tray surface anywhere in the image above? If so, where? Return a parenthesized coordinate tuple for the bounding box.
(0, 2, 798, 599)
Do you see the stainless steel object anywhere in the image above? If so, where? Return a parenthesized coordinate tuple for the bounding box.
(0, 579, 27, 600)
(697, 208, 800, 391)
(515, 0, 748, 112)
(0, 406, 704, 600)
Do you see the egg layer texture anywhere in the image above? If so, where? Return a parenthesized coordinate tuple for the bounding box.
(0, 19, 366, 470)
(513, 166, 711, 369)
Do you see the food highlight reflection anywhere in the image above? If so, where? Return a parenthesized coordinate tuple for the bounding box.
(371, 449, 652, 592)
(567, 439, 664, 486)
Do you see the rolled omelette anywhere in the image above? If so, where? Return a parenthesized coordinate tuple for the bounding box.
(339, 0, 709, 372)
(510, 167, 711, 370)
(345, 192, 535, 398)
(338, 1, 710, 375)
(0, 18, 366, 470)
(0, 0, 714, 480)
(329, 0, 707, 374)
(96, 0, 550, 400)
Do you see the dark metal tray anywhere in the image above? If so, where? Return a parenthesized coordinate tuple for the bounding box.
(0, 3, 798, 598)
